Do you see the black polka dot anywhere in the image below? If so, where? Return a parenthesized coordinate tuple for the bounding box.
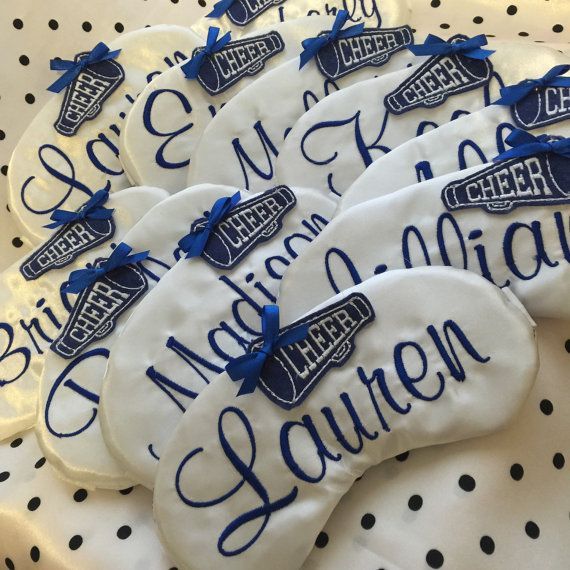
(0, 472, 9, 482)
(1, 165, 8, 176)
(82, 21, 92, 32)
(74, 489, 88, 502)
(473, 16, 483, 24)
(426, 549, 444, 568)
(519, 31, 529, 37)
(553, 24, 564, 33)
(117, 525, 132, 539)
(48, 19, 59, 30)
(69, 535, 83, 550)
(119, 486, 134, 495)
(361, 513, 376, 530)
(395, 451, 409, 462)
(408, 495, 423, 511)
(440, 23, 450, 29)
(10, 437, 23, 448)
(198, 0, 207, 6)
(5, 558, 14, 570)
(458, 474, 476, 492)
(30, 546, 40, 563)
(480, 535, 495, 555)
(25, 93, 35, 105)
(507, 5, 518, 15)
(19, 55, 30, 66)
(34, 457, 46, 469)
(0, 131, 5, 141)
(525, 521, 540, 539)
(27, 497, 41, 511)
(540, 399, 553, 415)
(115, 22, 124, 33)
(171, 0, 180, 3)
(565, 339, 570, 353)
(430, 0, 441, 6)
(13, 19, 23, 30)
(553, 453, 565, 470)
(12, 238, 24, 248)
(510, 463, 524, 481)
(315, 532, 329, 548)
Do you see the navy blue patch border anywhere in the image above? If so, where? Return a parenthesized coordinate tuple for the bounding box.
(315, 26, 414, 81)
(511, 86, 570, 130)
(441, 152, 570, 214)
(254, 292, 376, 410)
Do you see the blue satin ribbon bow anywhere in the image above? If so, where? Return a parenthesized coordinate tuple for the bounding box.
(299, 10, 365, 69)
(226, 305, 309, 396)
(207, 0, 237, 18)
(181, 27, 232, 79)
(44, 185, 114, 230)
(178, 192, 241, 259)
(408, 34, 494, 60)
(494, 129, 570, 162)
(48, 42, 122, 93)
(64, 243, 149, 294)
(494, 64, 570, 106)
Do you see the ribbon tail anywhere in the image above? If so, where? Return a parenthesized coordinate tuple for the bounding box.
(207, 0, 233, 18)
(181, 54, 205, 80)
(226, 353, 266, 396)
(47, 68, 80, 93)
(185, 231, 211, 259)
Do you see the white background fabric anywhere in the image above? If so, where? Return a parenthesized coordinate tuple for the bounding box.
(0, 1, 568, 569)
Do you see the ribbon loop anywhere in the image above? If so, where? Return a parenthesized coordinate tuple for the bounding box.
(178, 192, 241, 259)
(408, 34, 494, 60)
(64, 243, 149, 294)
(226, 305, 309, 396)
(48, 42, 122, 93)
(494, 64, 570, 106)
(207, 0, 236, 18)
(299, 10, 365, 69)
(181, 27, 232, 80)
(494, 129, 570, 162)
(44, 182, 114, 229)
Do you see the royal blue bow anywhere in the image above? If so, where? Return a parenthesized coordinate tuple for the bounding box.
(494, 129, 570, 162)
(64, 243, 149, 294)
(226, 305, 309, 396)
(48, 42, 122, 93)
(181, 27, 232, 79)
(44, 185, 114, 229)
(408, 34, 494, 60)
(178, 192, 241, 259)
(206, 0, 236, 18)
(299, 10, 365, 69)
(494, 64, 570, 106)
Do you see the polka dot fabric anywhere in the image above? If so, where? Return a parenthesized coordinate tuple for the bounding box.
(0, 1, 568, 569)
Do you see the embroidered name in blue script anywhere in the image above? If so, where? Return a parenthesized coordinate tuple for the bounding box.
(174, 318, 490, 556)
(316, 26, 413, 81)
(442, 154, 570, 214)
(199, 186, 297, 269)
(385, 37, 493, 115)
(20, 218, 115, 281)
(512, 86, 570, 130)
(225, 0, 286, 26)
(55, 53, 125, 137)
(255, 293, 375, 409)
(51, 260, 148, 359)
(196, 32, 284, 96)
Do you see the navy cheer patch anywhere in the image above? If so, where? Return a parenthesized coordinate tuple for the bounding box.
(254, 293, 375, 410)
(20, 217, 116, 281)
(198, 185, 296, 269)
(385, 34, 493, 115)
(195, 32, 284, 96)
(52, 258, 148, 358)
(441, 152, 570, 214)
(54, 52, 124, 137)
(512, 86, 570, 130)
(224, 0, 286, 26)
(315, 26, 414, 81)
